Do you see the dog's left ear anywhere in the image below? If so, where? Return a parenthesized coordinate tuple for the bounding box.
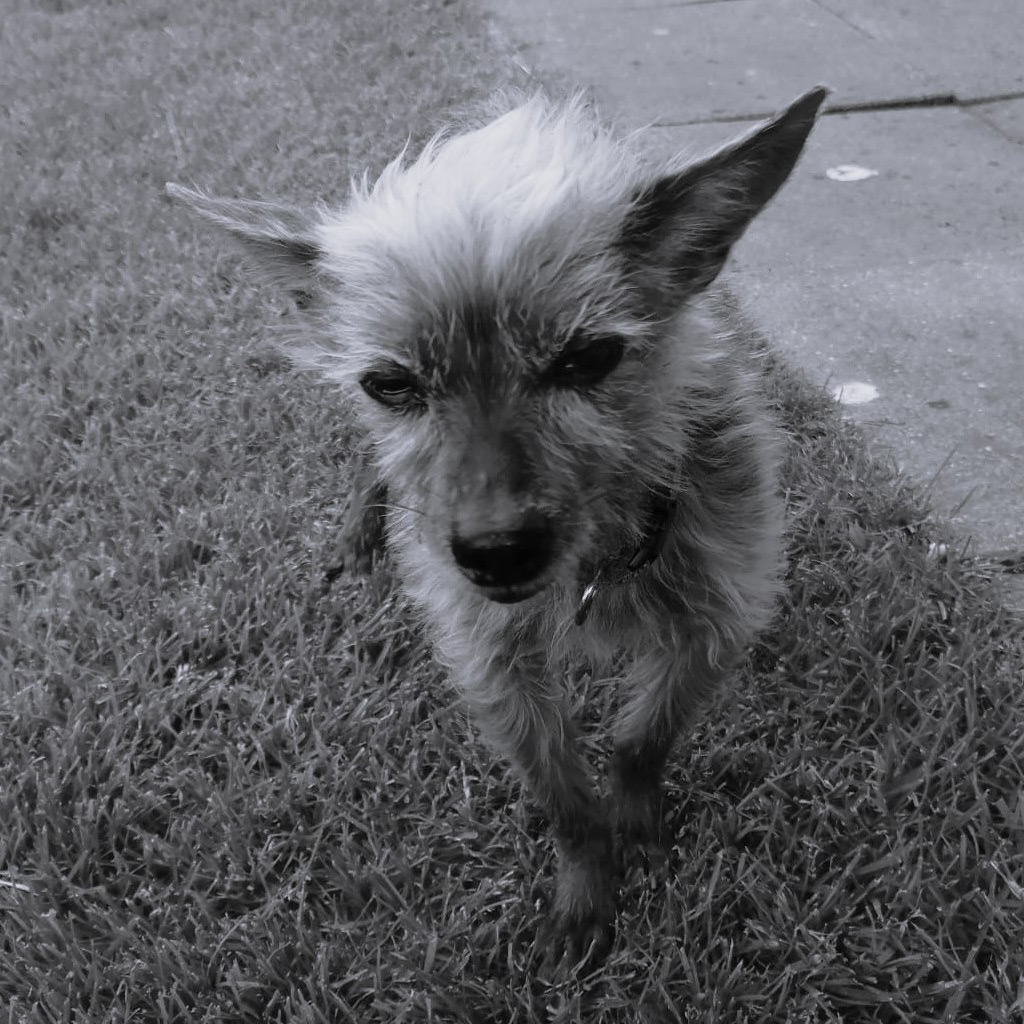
(621, 86, 828, 303)
(166, 183, 324, 300)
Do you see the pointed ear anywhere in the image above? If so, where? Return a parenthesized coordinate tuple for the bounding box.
(620, 86, 828, 305)
(165, 183, 325, 300)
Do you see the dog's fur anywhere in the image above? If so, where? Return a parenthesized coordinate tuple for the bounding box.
(168, 85, 827, 960)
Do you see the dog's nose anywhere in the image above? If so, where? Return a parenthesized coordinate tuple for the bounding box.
(450, 522, 554, 590)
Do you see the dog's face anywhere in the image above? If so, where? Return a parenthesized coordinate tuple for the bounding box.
(347, 262, 666, 605)
(169, 88, 825, 604)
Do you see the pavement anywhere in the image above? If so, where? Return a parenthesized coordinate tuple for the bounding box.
(480, 0, 1024, 593)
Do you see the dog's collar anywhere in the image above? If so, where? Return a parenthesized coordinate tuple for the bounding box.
(574, 485, 676, 626)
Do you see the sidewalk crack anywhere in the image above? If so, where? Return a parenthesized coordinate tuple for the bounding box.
(654, 90, 1024, 128)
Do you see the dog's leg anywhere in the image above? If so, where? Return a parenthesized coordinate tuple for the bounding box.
(611, 635, 738, 853)
(323, 453, 388, 584)
(457, 657, 617, 963)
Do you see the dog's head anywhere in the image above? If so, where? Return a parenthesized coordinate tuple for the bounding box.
(169, 87, 826, 605)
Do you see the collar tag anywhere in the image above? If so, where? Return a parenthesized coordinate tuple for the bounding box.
(574, 576, 602, 626)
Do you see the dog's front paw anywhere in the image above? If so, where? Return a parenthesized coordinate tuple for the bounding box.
(610, 786, 667, 851)
(322, 481, 388, 587)
(613, 780, 666, 848)
(611, 770, 672, 882)
(544, 857, 618, 968)
(327, 525, 378, 577)
(322, 531, 376, 588)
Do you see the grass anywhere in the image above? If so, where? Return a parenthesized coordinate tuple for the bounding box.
(1, 0, 1023, 1020)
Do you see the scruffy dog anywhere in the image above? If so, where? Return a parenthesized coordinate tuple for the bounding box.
(169, 85, 827, 961)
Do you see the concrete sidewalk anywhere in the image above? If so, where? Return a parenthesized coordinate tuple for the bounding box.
(482, 0, 1024, 570)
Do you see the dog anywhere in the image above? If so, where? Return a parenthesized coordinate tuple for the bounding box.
(168, 84, 827, 962)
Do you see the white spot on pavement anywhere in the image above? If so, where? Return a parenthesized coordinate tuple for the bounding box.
(652, 28, 669, 36)
(832, 381, 879, 405)
(826, 164, 879, 182)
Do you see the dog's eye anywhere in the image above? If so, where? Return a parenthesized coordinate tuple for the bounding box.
(547, 335, 626, 388)
(360, 370, 424, 410)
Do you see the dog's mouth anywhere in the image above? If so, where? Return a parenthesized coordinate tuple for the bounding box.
(473, 579, 550, 604)
(455, 558, 554, 604)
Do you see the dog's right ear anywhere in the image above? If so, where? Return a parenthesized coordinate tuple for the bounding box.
(620, 86, 828, 307)
(166, 183, 324, 300)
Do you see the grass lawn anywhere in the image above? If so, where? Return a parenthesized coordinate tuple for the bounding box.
(2, 0, 1023, 1020)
